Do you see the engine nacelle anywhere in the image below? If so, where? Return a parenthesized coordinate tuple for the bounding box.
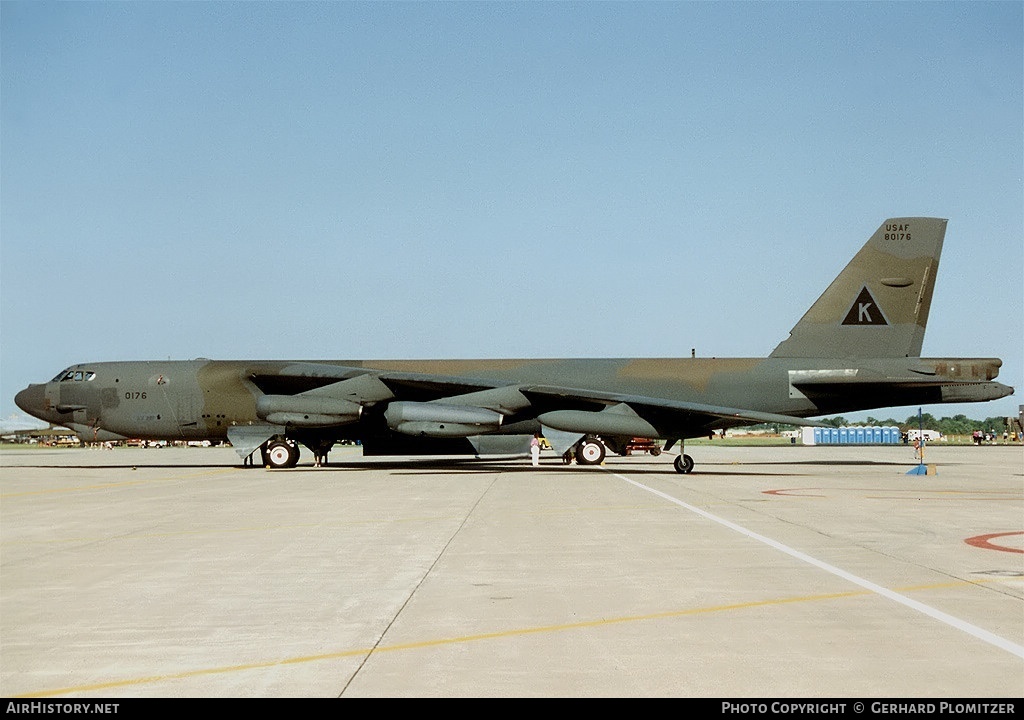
(261, 412, 353, 428)
(537, 409, 659, 439)
(256, 395, 361, 427)
(384, 401, 503, 438)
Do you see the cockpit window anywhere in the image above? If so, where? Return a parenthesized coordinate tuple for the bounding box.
(51, 369, 96, 382)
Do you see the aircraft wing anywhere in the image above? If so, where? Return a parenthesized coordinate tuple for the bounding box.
(249, 362, 502, 398)
(247, 362, 827, 447)
(523, 384, 830, 440)
(525, 385, 830, 426)
(256, 362, 823, 419)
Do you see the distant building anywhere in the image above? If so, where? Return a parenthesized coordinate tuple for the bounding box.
(905, 428, 942, 442)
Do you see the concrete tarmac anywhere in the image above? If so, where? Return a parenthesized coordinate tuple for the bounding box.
(1, 443, 1022, 698)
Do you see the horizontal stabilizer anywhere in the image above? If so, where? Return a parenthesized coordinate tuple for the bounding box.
(939, 382, 1013, 403)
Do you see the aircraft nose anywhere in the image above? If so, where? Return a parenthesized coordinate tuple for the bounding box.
(15, 384, 46, 417)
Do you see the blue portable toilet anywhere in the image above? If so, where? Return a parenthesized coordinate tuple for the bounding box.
(872, 427, 882, 443)
(838, 427, 848, 443)
(855, 427, 866, 444)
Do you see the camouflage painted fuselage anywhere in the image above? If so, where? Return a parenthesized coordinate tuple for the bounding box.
(16, 355, 1009, 445)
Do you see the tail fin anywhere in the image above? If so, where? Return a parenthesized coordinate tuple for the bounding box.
(769, 217, 946, 359)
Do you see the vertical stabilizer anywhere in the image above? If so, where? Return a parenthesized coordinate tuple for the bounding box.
(769, 217, 946, 359)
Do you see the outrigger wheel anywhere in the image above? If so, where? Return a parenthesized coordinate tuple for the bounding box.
(674, 454, 694, 474)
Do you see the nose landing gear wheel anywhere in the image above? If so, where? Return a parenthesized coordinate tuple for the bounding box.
(674, 454, 694, 474)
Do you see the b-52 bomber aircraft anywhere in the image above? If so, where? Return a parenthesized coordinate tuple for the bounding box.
(15, 217, 1013, 473)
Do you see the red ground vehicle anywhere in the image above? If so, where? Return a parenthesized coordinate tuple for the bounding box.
(623, 437, 662, 456)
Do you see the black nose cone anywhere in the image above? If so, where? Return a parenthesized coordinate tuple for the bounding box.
(15, 384, 46, 418)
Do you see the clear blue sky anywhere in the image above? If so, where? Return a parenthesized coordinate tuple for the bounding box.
(2, 1, 1021, 426)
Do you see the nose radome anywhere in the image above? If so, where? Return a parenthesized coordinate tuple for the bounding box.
(15, 384, 46, 417)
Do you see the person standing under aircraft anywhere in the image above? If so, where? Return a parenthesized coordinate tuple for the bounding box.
(530, 434, 541, 466)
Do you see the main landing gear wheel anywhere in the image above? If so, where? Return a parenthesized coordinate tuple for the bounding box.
(265, 440, 300, 469)
(576, 439, 606, 465)
(674, 454, 694, 474)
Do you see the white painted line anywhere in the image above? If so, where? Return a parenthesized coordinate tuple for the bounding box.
(609, 470, 1024, 660)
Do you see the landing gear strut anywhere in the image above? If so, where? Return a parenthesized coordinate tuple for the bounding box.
(310, 439, 334, 467)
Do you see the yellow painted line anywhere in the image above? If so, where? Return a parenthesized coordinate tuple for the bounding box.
(11, 588, 867, 697)
(0, 468, 238, 498)
(0, 516, 448, 547)
(11, 578, 1011, 698)
(2, 506, 668, 547)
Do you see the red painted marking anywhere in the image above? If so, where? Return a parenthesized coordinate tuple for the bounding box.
(964, 532, 1024, 554)
(763, 488, 826, 497)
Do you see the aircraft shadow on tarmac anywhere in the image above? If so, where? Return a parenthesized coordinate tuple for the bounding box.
(296, 459, 817, 477)
(1, 457, 939, 475)
(741, 459, 934, 467)
(1, 463, 233, 470)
